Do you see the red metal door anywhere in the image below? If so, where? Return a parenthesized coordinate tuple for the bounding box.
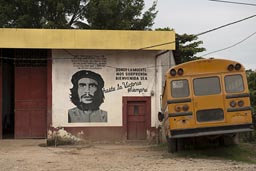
(127, 101, 147, 140)
(15, 67, 47, 138)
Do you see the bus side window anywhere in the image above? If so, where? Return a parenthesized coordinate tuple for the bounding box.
(171, 80, 189, 98)
(225, 75, 244, 93)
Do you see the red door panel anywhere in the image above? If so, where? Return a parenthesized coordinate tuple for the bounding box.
(127, 101, 146, 140)
(15, 67, 47, 138)
(15, 111, 30, 137)
(31, 110, 46, 137)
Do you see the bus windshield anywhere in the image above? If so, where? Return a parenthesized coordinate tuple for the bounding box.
(193, 76, 221, 96)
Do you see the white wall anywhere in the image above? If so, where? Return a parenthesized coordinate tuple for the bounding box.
(52, 49, 161, 127)
(155, 51, 175, 128)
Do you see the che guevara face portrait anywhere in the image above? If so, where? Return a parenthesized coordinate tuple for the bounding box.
(70, 70, 105, 111)
(78, 77, 98, 104)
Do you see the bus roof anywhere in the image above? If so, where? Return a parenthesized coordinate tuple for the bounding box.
(166, 58, 245, 76)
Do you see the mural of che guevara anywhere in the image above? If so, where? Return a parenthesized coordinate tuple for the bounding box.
(68, 70, 107, 123)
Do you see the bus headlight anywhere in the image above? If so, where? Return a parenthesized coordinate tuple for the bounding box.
(238, 100, 244, 107)
(177, 68, 184, 75)
(175, 105, 181, 112)
(170, 69, 176, 76)
(230, 100, 236, 107)
(235, 63, 241, 70)
(182, 104, 189, 111)
(227, 64, 234, 71)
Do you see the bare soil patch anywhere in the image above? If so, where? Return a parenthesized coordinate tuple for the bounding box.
(0, 140, 255, 171)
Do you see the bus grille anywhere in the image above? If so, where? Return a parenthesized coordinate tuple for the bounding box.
(196, 109, 224, 122)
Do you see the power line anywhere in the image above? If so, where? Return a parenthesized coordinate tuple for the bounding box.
(201, 31, 256, 56)
(133, 14, 256, 51)
(196, 14, 256, 36)
(209, 0, 256, 6)
(138, 14, 256, 50)
(138, 41, 175, 50)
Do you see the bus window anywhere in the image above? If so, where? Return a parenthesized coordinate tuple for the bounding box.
(225, 75, 244, 93)
(193, 76, 221, 96)
(171, 79, 189, 98)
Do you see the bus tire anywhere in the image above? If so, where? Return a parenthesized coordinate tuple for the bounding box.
(225, 133, 239, 145)
(177, 138, 185, 151)
(220, 134, 239, 146)
(167, 137, 177, 153)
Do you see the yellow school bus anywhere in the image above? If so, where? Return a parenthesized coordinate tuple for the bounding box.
(158, 58, 254, 152)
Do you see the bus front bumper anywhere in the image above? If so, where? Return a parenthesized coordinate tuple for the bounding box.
(170, 124, 254, 138)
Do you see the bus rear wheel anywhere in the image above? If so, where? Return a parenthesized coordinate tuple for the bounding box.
(167, 137, 177, 153)
(220, 134, 239, 146)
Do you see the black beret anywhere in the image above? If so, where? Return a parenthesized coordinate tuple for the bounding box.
(71, 70, 104, 88)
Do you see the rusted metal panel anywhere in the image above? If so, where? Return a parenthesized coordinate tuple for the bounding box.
(15, 67, 47, 138)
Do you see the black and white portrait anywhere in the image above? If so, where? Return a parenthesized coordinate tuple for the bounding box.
(68, 70, 107, 123)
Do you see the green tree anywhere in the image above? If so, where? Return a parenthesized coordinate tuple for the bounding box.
(174, 34, 206, 64)
(0, 0, 204, 63)
(246, 69, 256, 112)
(155, 27, 206, 64)
(0, 0, 157, 30)
(84, 0, 157, 30)
(0, 0, 42, 28)
(0, 0, 89, 29)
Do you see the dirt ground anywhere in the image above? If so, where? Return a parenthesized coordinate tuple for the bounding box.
(0, 139, 255, 171)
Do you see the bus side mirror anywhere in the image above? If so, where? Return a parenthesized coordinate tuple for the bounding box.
(158, 112, 164, 122)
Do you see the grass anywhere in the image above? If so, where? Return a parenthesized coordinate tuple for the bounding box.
(177, 143, 256, 164)
(153, 142, 256, 164)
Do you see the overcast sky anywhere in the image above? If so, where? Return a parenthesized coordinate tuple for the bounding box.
(145, 0, 256, 70)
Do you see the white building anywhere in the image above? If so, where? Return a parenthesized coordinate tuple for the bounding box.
(0, 28, 175, 143)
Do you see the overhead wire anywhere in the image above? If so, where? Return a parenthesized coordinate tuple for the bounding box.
(63, 13, 256, 59)
(52, 13, 256, 56)
(209, 0, 256, 6)
(195, 14, 256, 36)
(201, 31, 256, 56)
(63, 14, 256, 60)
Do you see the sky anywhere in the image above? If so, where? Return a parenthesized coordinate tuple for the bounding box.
(145, 0, 256, 70)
